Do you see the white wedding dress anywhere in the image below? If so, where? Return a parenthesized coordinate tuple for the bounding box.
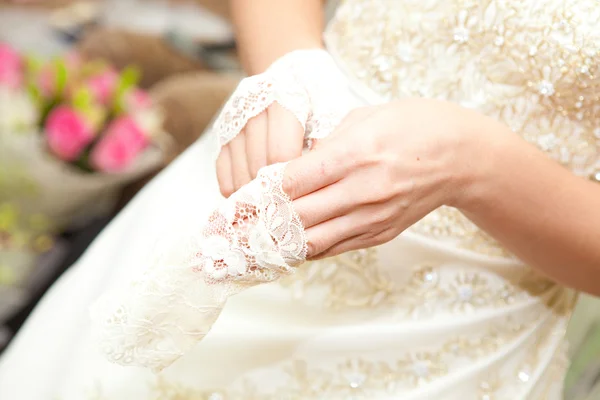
(1, 0, 599, 398)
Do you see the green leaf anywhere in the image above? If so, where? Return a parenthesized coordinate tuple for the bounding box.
(72, 148, 95, 173)
(119, 66, 141, 90)
(72, 87, 93, 113)
(53, 58, 69, 96)
(26, 81, 43, 110)
(23, 55, 43, 75)
(112, 66, 141, 115)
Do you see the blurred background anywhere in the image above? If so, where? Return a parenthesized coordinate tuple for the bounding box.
(0, 1, 598, 399)
(0, 0, 240, 356)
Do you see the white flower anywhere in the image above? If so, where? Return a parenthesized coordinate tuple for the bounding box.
(201, 235, 247, 280)
(247, 222, 286, 269)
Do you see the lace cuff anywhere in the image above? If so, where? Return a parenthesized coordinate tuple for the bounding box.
(213, 49, 353, 148)
(90, 162, 306, 372)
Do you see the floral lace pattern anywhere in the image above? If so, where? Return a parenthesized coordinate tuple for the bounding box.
(90, 163, 307, 372)
(212, 49, 356, 148)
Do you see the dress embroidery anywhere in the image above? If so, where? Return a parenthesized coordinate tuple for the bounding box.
(86, 315, 564, 399)
(326, 0, 600, 255)
(281, 248, 567, 315)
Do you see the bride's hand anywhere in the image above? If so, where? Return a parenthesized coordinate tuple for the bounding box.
(213, 49, 356, 198)
(216, 105, 304, 197)
(285, 99, 490, 259)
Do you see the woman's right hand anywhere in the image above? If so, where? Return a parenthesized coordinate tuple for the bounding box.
(216, 103, 305, 197)
(213, 49, 355, 198)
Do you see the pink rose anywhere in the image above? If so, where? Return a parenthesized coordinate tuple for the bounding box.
(90, 117, 149, 173)
(86, 69, 118, 105)
(45, 106, 95, 161)
(0, 43, 23, 89)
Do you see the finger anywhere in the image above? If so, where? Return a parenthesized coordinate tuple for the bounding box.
(228, 133, 252, 191)
(309, 235, 364, 260)
(282, 147, 350, 200)
(216, 146, 234, 197)
(282, 109, 377, 199)
(311, 228, 399, 260)
(303, 214, 360, 258)
(267, 103, 304, 164)
(292, 182, 354, 229)
(245, 111, 269, 177)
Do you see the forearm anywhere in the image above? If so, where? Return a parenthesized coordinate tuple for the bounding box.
(229, 0, 325, 74)
(459, 116, 600, 295)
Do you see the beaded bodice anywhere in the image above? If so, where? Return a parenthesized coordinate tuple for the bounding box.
(325, 0, 600, 256)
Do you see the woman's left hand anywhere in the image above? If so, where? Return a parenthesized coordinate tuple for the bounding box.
(284, 99, 492, 259)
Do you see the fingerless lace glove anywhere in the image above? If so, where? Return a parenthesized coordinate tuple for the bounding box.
(90, 49, 354, 372)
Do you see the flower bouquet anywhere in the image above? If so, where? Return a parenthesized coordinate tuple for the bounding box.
(0, 42, 168, 230)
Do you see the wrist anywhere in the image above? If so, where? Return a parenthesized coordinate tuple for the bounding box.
(444, 109, 509, 212)
(244, 43, 326, 75)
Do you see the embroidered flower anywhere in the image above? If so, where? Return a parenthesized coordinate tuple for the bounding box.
(247, 221, 286, 269)
(201, 235, 247, 280)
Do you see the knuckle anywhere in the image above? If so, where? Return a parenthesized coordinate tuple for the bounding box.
(372, 208, 395, 226)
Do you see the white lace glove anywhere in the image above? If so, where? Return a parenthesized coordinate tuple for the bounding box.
(90, 162, 306, 372)
(214, 48, 356, 149)
(90, 49, 354, 372)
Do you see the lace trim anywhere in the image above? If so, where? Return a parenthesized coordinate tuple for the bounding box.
(213, 49, 356, 148)
(213, 75, 310, 147)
